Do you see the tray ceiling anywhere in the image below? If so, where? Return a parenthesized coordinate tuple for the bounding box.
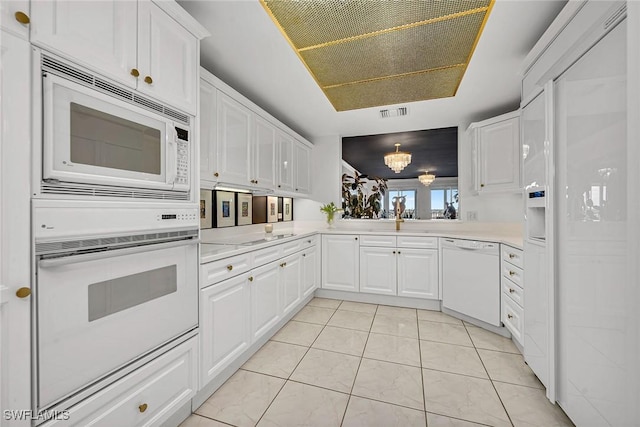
(260, 0, 493, 111)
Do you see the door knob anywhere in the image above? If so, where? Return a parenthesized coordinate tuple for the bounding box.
(14, 11, 30, 24)
(248, 276, 254, 282)
(139, 403, 148, 413)
(227, 265, 233, 271)
(144, 76, 153, 84)
(16, 287, 31, 298)
(130, 68, 140, 77)
(214, 172, 219, 177)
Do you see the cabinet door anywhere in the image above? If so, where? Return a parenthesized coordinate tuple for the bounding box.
(199, 80, 217, 184)
(276, 131, 294, 192)
(359, 247, 397, 295)
(253, 116, 277, 189)
(280, 253, 302, 316)
(200, 275, 250, 388)
(397, 249, 438, 299)
(301, 246, 319, 298)
(250, 262, 280, 343)
(321, 235, 359, 292)
(137, 0, 197, 115)
(30, 0, 137, 86)
(294, 142, 311, 195)
(521, 91, 546, 189)
(216, 92, 252, 186)
(468, 128, 479, 196)
(1, 1, 30, 40)
(478, 116, 521, 192)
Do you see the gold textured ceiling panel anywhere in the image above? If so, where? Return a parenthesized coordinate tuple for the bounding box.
(300, 11, 486, 87)
(325, 65, 466, 111)
(262, 0, 491, 49)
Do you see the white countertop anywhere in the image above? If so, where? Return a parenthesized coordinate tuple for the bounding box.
(200, 227, 522, 264)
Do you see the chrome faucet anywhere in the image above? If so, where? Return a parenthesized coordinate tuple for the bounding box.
(395, 199, 404, 231)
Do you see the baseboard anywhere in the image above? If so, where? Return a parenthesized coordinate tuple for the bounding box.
(160, 400, 192, 427)
(314, 289, 441, 311)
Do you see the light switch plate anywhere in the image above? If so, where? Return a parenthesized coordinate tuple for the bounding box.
(467, 211, 478, 221)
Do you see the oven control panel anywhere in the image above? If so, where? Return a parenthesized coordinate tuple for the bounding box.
(157, 213, 197, 221)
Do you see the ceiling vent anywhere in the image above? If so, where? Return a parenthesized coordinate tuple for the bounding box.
(380, 107, 408, 119)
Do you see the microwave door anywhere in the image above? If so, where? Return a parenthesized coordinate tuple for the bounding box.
(42, 74, 172, 190)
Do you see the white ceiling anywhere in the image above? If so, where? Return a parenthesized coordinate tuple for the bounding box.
(178, 0, 567, 141)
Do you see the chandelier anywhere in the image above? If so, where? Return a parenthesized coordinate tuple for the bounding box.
(384, 143, 411, 173)
(419, 171, 436, 186)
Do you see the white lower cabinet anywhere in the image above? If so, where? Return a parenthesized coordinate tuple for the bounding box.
(321, 234, 359, 291)
(397, 248, 438, 299)
(359, 247, 397, 295)
(501, 245, 525, 347)
(44, 337, 198, 426)
(200, 274, 250, 387)
(281, 253, 302, 316)
(250, 262, 281, 343)
(301, 246, 319, 298)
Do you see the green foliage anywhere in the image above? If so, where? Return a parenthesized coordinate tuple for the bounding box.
(320, 202, 341, 222)
(341, 172, 388, 219)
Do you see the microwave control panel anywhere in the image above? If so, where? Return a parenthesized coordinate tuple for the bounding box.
(175, 127, 189, 186)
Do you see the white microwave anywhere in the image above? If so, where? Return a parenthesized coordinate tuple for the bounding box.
(41, 66, 191, 195)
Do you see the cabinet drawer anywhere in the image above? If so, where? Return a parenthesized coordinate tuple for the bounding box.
(501, 278, 524, 307)
(281, 239, 303, 255)
(502, 295, 524, 345)
(45, 337, 197, 426)
(359, 235, 396, 247)
(502, 263, 523, 288)
(252, 245, 282, 268)
(300, 235, 318, 250)
(501, 246, 523, 269)
(397, 236, 438, 249)
(201, 252, 252, 287)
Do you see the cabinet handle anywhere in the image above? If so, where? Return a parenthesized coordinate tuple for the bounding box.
(509, 288, 515, 293)
(393, 250, 396, 254)
(248, 276, 253, 282)
(144, 76, 153, 84)
(509, 271, 515, 276)
(295, 188, 299, 191)
(302, 253, 306, 257)
(14, 11, 30, 24)
(507, 314, 513, 319)
(355, 237, 358, 241)
(227, 265, 233, 271)
(130, 68, 140, 77)
(139, 403, 148, 413)
(509, 253, 515, 259)
(15, 287, 31, 298)
(278, 184, 281, 188)
(255, 180, 258, 184)
(280, 262, 286, 268)
(398, 251, 401, 254)
(214, 172, 219, 177)
(307, 240, 311, 243)
(480, 183, 485, 188)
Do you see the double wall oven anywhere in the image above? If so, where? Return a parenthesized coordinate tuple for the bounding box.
(32, 48, 200, 416)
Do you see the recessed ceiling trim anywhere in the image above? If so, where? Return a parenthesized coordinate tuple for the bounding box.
(323, 63, 466, 90)
(297, 6, 490, 53)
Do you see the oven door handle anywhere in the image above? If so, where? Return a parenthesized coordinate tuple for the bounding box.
(38, 238, 200, 268)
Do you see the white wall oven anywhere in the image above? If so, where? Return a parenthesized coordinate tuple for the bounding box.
(36, 51, 193, 201)
(33, 204, 199, 413)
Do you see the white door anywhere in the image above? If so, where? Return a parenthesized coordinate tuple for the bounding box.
(397, 249, 438, 299)
(199, 80, 217, 184)
(253, 115, 276, 189)
(200, 274, 250, 388)
(280, 253, 301, 316)
(277, 131, 294, 192)
(294, 143, 311, 195)
(0, 29, 31, 426)
(321, 235, 359, 292)
(0, 0, 30, 40)
(301, 246, 319, 298)
(137, 0, 197, 115)
(359, 247, 397, 296)
(478, 116, 520, 192)
(216, 92, 252, 186)
(250, 262, 280, 343)
(30, 0, 137, 87)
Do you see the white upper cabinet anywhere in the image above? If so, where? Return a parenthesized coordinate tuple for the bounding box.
(294, 142, 311, 195)
(137, 0, 197, 115)
(216, 92, 252, 185)
(321, 234, 359, 292)
(253, 115, 277, 190)
(199, 79, 217, 184)
(30, 0, 137, 87)
(277, 131, 294, 192)
(469, 111, 521, 194)
(1, 0, 31, 40)
(30, 0, 204, 115)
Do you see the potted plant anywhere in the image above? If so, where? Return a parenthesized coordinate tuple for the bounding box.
(320, 202, 342, 228)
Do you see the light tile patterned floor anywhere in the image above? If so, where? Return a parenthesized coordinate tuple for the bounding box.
(184, 298, 574, 427)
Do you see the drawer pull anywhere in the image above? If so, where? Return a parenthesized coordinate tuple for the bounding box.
(509, 271, 515, 276)
(248, 276, 254, 282)
(130, 68, 140, 77)
(355, 237, 358, 240)
(302, 253, 306, 257)
(139, 403, 148, 413)
(227, 265, 233, 271)
(509, 253, 516, 259)
(16, 287, 31, 298)
(392, 250, 396, 254)
(14, 11, 30, 24)
(507, 314, 513, 319)
(280, 262, 287, 268)
(307, 240, 312, 243)
(509, 288, 515, 293)
(214, 172, 219, 177)
(144, 75, 153, 84)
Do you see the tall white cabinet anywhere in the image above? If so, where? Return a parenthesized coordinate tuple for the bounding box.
(321, 235, 360, 292)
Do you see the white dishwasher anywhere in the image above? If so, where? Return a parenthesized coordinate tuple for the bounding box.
(441, 238, 500, 326)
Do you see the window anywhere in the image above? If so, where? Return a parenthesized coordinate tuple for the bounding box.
(386, 189, 417, 219)
(430, 187, 458, 219)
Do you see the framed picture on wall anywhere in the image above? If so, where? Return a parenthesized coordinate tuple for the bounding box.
(214, 190, 236, 228)
(283, 197, 293, 221)
(237, 193, 253, 226)
(200, 190, 213, 229)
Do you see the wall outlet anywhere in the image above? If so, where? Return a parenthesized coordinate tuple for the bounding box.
(467, 211, 478, 221)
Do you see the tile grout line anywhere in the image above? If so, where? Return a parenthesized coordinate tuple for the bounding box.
(189, 412, 237, 426)
(463, 323, 516, 427)
(417, 311, 428, 416)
